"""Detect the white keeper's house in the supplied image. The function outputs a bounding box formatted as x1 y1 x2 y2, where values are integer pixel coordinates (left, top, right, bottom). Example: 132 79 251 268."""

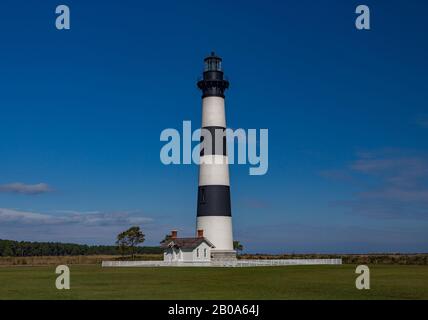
161 230 215 263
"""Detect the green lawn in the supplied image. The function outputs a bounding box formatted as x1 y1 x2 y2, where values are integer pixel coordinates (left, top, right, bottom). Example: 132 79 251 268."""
0 265 427 299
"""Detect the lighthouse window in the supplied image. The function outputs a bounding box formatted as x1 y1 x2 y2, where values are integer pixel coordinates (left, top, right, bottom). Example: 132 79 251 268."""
204 58 222 71
197 248 200 258
201 188 206 204
204 248 207 258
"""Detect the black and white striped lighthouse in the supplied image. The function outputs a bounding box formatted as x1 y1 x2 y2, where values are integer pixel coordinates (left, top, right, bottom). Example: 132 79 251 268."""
196 52 236 260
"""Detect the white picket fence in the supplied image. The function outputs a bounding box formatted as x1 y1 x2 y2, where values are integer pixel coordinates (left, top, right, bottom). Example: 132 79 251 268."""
232 259 342 267
102 259 342 268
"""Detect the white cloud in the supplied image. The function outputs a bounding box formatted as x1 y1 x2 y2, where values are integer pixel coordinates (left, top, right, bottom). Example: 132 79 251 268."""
0 183 52 195
0 208 56 224
416 115 428 128
322 150 428 220
0 208 152 226
0 208 161 245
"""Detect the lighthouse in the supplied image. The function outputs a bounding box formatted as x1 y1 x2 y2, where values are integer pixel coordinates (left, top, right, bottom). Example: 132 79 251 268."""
196 52 236 260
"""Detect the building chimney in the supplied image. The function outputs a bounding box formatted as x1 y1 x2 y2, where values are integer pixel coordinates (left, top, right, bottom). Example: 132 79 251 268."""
171 230 177 239
197 229 204 238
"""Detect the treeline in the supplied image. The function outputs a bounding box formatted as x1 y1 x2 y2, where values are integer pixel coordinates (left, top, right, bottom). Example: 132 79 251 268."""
0 239 162 257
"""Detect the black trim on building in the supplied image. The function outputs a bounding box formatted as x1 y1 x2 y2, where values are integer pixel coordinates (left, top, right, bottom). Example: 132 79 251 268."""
200 126 227 156
197 53 229 98
197 185 231 217
197 77 229 98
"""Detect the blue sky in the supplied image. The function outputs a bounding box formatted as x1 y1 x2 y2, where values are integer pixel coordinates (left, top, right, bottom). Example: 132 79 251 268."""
0 0 427 253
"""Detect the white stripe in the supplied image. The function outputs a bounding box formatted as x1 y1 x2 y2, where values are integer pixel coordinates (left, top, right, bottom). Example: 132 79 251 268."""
199 155 230 186
196 216 234 251
202 97 226 128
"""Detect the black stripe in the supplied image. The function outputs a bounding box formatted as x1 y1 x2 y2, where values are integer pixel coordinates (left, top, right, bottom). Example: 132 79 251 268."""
197 71 229 98
200 126 227 156
197 185 231 217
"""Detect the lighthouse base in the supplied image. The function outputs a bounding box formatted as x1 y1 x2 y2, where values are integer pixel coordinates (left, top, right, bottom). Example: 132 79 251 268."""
211 250 237 261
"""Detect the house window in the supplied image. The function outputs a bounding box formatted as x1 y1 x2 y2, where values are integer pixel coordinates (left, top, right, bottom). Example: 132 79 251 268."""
197 248 199 258
204 248 207 258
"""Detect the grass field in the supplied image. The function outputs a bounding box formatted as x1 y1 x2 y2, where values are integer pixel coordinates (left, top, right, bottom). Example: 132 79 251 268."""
0 264 427 300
